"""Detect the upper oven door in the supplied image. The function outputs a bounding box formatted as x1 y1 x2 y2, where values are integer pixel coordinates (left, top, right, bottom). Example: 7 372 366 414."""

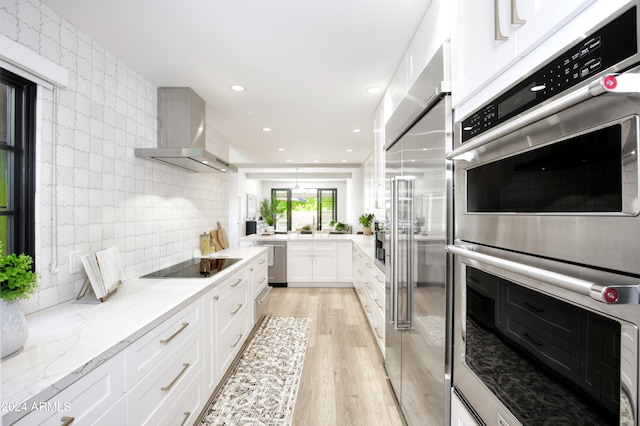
453 65 640 275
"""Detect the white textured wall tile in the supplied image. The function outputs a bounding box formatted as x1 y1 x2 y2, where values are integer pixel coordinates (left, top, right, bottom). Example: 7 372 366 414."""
4 0 230 315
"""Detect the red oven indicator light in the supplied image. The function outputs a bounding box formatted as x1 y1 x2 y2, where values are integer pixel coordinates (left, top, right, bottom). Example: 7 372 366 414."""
603 287 619 303
603 75 618 90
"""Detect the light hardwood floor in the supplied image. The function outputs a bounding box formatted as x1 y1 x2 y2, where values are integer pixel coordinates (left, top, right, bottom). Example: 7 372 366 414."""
264 287 406 426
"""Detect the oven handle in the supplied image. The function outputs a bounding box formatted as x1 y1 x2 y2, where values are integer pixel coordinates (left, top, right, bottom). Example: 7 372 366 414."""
446 245 640 304
447 72 640 160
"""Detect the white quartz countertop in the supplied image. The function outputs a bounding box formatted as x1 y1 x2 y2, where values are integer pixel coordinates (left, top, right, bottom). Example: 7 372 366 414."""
242 233 379 268
1 246 265 424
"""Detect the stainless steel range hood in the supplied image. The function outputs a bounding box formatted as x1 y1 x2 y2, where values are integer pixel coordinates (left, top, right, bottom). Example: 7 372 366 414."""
135 87 237 173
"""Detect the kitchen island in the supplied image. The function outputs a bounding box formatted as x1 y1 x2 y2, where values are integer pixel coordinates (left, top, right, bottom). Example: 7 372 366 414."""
1 246 266 425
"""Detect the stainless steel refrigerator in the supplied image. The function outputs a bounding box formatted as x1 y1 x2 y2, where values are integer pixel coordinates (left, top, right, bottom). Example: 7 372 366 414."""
384 44 453 426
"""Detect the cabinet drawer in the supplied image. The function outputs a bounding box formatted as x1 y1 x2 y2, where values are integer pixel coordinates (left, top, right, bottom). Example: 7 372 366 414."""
157 366 204 426
217 304 250 377
14 353 125 426
502 313 579 382
466 267 498 299
252 264 268 296
501 280 581 344
125 299 203 388
216 268 248 303
313 241 337 252
127 329 203 425
216 281 249 336
288 241 313 251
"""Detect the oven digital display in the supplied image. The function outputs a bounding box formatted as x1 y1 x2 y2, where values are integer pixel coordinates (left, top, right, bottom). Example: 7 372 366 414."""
498 83 537 119
460 6 637 142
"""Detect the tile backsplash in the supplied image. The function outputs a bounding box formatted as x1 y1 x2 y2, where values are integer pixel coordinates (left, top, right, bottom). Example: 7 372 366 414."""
2 0 230 314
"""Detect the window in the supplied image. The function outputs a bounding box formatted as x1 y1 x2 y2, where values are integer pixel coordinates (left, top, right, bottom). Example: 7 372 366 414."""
271 188 337 232
0 69 37 257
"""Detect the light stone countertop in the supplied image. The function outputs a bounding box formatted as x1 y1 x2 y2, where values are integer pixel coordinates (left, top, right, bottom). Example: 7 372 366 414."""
1 246 265 424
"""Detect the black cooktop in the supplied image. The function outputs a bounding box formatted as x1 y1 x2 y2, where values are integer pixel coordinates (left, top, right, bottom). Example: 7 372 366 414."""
140 257 241 279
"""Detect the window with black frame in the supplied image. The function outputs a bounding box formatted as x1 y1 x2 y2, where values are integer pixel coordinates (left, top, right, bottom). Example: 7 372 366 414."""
0 69 37 258
271 188 337 232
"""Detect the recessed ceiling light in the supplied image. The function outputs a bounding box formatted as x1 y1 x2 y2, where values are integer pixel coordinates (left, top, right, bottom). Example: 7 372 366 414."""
342 159 347 162
313 160 319 163
231 85 245 92
366 87 381 94
346 149 353 152
286 159 292 162
278 148 285 151
353 129 361 133
262 127 271 132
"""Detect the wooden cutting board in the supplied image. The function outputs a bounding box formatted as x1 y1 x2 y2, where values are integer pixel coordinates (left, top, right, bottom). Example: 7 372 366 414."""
217 221 229 249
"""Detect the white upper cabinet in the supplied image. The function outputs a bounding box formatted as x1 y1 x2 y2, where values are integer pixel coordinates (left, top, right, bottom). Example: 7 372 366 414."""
452 0 595 107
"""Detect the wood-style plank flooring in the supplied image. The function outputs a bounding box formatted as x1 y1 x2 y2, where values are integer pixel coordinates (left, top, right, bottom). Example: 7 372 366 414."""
264 287 406 426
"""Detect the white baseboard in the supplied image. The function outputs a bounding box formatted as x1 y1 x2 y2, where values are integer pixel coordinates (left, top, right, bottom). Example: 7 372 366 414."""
286 282 353 288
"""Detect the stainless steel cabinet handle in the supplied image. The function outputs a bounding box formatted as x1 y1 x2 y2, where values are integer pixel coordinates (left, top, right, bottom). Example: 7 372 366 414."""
375 275 384 283
61 417 75 426
230 278 242 288
365 304 372 313
259 277 266 284
231 333 244 348
180 412 191 426
375 298 383 309
494 0 508 41
511 0 526 24
365 281 371 289
374 327 383 339
230 304 243 315
161 363 190 391
259 259 266 264
160 322 189 344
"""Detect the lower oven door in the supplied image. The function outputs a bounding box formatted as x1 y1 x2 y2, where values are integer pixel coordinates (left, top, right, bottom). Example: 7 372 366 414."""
449 242 639 426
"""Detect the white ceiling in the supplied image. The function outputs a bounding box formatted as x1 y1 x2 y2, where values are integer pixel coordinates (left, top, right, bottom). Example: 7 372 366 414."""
41 0 431 169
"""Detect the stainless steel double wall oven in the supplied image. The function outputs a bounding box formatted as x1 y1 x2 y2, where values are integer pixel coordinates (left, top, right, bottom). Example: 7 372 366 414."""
450 3 640 425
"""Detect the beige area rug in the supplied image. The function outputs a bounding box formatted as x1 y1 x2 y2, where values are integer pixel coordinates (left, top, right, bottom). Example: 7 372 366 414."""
200 316 311 426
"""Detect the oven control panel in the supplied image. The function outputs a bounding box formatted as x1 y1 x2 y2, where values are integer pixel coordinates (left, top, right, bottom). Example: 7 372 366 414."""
460 5 638 143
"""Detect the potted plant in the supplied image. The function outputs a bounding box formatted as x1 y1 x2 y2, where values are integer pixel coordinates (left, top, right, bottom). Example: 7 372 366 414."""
259 196 279 231
0 242 39 359
359 213 374 235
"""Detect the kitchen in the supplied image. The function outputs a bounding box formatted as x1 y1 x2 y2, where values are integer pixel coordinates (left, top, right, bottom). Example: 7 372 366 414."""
2 0 640 425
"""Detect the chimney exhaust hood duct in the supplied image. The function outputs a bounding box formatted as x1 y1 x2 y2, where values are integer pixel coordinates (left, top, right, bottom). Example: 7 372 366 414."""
135 87 237 173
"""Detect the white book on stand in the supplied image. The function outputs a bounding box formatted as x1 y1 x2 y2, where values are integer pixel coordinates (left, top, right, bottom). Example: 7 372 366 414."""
79 246 123 302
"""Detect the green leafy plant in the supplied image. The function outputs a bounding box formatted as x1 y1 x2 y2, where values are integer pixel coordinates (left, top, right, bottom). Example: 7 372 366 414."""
358 213 374 228
301 224 313 231
260 196 280 226
0 243 39 301
334 222 348 232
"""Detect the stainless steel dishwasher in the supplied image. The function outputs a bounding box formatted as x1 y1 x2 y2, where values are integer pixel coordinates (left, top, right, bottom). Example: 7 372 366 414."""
256 241 287 287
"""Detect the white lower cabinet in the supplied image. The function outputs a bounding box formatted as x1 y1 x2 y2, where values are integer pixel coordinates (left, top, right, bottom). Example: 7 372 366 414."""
352 244 385 354
287 241 352 284
14 352 125 426
125 298 205 426
12 256 260 426
451 389 480 426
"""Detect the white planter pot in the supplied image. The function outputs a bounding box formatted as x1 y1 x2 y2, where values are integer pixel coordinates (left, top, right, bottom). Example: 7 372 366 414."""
1 299 28 359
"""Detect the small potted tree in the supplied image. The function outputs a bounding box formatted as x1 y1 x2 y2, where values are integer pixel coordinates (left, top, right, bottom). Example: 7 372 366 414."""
359 213 374 235
259 196 279 233
0 242 39 359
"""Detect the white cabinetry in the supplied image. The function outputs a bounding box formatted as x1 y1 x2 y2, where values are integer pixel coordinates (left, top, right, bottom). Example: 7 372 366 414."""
248 252 268 323
453 0 595 106
287 241 352 285
125 299 204 426
352 244 385 354
203 265 250 395
14 353 125 426
451 389 480 426
337 242 353 282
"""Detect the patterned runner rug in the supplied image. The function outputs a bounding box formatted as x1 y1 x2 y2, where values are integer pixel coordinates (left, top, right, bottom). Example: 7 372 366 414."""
200 316 311 425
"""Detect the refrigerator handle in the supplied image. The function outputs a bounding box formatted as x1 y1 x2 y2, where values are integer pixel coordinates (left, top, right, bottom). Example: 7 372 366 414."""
390 177 398 328
406 178 414 329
